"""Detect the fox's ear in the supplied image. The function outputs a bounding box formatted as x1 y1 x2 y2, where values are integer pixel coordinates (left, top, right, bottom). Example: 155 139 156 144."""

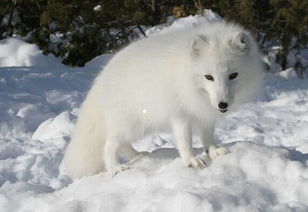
191 34 208 57
231 32 249 52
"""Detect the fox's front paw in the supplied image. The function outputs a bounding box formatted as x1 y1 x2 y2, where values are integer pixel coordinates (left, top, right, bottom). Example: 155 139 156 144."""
208 146 230 160
184 156 207 169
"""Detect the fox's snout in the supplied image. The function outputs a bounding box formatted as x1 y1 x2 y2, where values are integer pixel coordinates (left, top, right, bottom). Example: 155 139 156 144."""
218 102 228 113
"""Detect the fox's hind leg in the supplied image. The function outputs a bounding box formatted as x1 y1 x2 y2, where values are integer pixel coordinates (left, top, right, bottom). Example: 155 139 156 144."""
104 135 129 175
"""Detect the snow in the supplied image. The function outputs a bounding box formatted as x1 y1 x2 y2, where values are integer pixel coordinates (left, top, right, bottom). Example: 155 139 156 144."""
0 11 308 212
146 10 222 36
93 5 102 12
1 9 21 27
0 38 64 67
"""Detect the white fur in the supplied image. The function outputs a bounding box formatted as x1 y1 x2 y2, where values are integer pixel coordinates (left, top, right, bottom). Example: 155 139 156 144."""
61 21 264 178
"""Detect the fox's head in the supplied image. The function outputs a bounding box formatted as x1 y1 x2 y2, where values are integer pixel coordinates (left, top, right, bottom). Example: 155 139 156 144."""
190 27 262 113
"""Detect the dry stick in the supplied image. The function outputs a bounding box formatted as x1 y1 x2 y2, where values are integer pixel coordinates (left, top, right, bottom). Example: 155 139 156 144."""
136 25 146 37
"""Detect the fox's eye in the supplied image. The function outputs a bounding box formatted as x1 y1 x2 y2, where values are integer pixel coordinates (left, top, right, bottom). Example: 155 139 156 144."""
204 75 214 81
229 72 238 80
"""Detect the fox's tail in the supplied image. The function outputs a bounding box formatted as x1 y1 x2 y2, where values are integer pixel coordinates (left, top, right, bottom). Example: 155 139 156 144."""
60 85 106 179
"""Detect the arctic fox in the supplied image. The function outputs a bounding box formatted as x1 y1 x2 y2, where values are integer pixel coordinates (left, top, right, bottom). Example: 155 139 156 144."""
61 21 263 178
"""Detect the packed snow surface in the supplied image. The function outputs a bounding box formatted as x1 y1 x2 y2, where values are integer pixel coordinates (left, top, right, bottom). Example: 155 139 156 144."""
0 12 308 212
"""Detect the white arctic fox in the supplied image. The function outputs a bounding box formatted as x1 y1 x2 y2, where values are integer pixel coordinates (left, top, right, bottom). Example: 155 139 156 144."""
61 21 263 178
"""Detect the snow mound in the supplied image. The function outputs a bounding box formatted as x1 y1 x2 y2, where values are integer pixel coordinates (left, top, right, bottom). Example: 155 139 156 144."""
0 38 63 67
4 142 308 212
31 111 75 142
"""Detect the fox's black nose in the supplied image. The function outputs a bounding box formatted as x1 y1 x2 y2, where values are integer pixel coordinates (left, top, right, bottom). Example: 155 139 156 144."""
218 102 228 109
